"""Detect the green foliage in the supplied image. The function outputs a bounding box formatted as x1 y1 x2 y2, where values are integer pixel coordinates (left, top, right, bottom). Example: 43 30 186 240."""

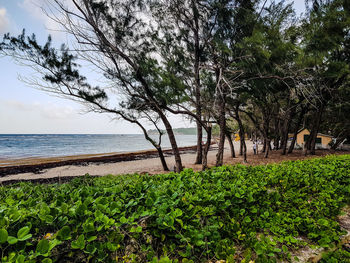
147 127 199 136
0 155 349 262
319 247 350 262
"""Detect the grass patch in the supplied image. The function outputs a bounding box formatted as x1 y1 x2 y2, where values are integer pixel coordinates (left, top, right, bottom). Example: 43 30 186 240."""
0 155 349 262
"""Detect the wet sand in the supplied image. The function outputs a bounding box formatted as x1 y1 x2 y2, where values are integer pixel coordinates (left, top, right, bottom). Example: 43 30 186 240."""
0 141 347 184
0 145 199 176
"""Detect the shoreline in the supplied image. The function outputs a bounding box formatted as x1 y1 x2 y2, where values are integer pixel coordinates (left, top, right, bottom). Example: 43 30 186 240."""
0 144 204 176
0 140 347 185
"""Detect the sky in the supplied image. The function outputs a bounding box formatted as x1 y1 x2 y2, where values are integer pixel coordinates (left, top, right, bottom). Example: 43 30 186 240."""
0 0 306 134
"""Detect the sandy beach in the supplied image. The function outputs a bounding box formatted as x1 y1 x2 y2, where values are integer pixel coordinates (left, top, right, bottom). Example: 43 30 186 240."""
0 140 346 184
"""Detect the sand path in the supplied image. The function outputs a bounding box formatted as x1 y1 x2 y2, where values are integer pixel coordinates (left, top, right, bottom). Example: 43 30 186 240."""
0 141 343 183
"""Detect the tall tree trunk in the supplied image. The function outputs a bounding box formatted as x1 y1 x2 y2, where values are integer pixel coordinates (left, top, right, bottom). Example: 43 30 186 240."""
263 116 270 158
195 121 203 164
264 138 271 158
239 138 243 155
156 146 169 171
133 120 169 171
216 100 226 166
235 106 247 163
242 138 247 163
226 131 235 158
273 136 280 150
215 64 225 167
304 105 323 156
273 118 280 150
159 112 183 172
262 138 266 153
288 106 307 154
305 114 319 154
281 107 295 155
202 126 212 170
310 104 325 155
288 132 298 154
192 2 202 165
306 129 316 155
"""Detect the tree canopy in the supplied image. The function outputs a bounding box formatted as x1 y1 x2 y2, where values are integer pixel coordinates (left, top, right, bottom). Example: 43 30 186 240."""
1 0 349 170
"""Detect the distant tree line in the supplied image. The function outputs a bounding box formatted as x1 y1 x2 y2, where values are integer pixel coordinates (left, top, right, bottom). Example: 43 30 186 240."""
148 128 199 135
1 0 349 172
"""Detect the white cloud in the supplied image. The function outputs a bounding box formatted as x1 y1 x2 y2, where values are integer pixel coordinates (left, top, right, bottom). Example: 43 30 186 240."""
18 0 67 40
0 7 10 34
5 99 76 120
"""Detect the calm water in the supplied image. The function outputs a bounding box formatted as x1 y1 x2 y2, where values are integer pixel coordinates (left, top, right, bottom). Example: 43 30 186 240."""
0 134 198 159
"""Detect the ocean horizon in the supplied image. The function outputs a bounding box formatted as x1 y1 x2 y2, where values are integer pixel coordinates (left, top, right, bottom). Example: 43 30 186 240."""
0 134 198 159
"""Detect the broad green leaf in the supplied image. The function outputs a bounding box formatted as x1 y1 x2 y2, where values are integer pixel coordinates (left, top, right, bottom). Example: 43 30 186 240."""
244 216 252 223
7 236 18 245
174 208 183 217
83 221 94 233
0 229 8 244
49 239 62 251
36 239 50 255
71 234 85 250
76 204 87 215
57 226 71 241
87 235 97 242
85 243 97 254
130 226 142 233
17 226 32 241
15 255 25 263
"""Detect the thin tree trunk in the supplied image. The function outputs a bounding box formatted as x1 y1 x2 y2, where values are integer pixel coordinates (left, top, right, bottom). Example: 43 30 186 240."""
281 107 295 155
288 132 298 154
273 137 279 150
262 138 266 153
304 125 316 155
242 138 247 163
273 118 280 150
238 129 247 162
202 126 212 170
132 119 169 172
304 106 323 156
226 132 235 158
305 117 318 154
280 120 287 153
195 121 203 164
216 102 226 166
288 106 307 154
192 0 202 165
159 112 183 172
265 138 271 158
215 65 225 167
239 139 243 155
156 146 169 171
310 104 325 155
235 106 247 163
263 116 270 158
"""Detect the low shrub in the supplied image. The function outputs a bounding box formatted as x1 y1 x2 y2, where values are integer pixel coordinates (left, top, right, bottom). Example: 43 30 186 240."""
0 155 349 262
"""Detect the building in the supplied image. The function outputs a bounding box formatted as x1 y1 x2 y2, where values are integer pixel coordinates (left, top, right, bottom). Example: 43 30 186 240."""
288 128 333 149
234 133 249 141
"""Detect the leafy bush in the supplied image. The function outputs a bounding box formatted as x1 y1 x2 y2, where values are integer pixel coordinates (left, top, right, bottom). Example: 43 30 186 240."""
319 247 350 262
0 155 349 262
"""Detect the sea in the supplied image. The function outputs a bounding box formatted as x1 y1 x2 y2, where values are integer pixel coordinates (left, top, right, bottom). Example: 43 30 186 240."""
0 134 198 159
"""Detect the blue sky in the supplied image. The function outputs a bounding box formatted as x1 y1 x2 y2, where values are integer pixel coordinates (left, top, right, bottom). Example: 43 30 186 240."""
0 0 306 134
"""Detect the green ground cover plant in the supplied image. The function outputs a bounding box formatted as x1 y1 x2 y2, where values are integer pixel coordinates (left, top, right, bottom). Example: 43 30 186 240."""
0 155 349 262
319 247 350 262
